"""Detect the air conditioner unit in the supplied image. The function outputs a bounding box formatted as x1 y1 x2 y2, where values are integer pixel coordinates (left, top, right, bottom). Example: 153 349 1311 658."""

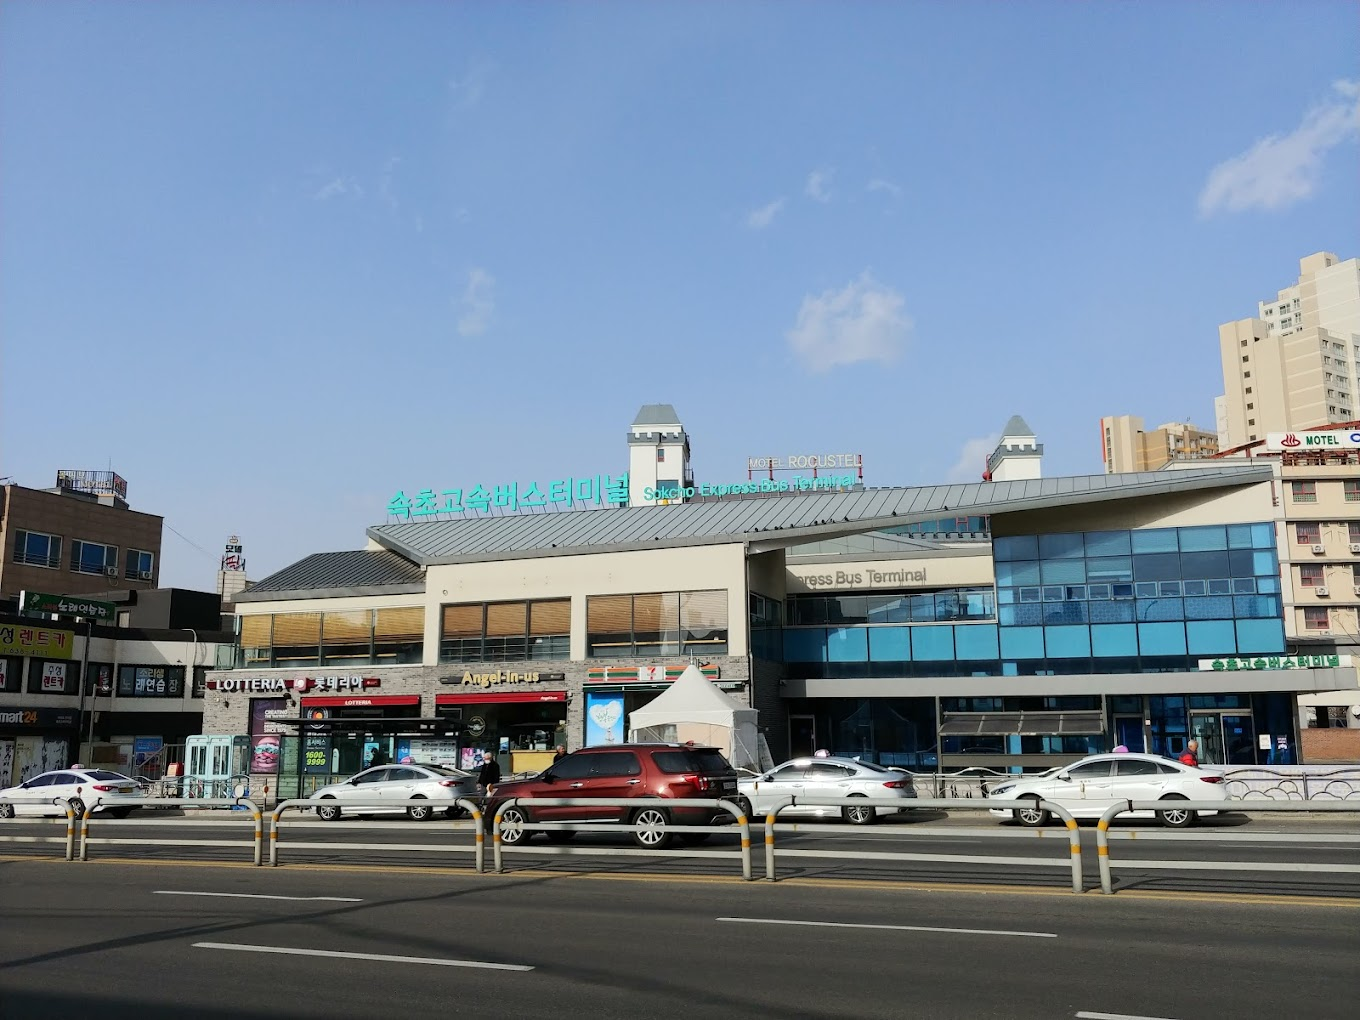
1353 585 1360 596
1312 544 1327 554
104 566 119 577
138 570 153 581
1316 587 1330 597
1349 544 1360 554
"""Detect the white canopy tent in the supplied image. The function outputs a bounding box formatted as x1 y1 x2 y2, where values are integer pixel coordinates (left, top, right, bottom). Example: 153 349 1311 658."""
627 665 773 771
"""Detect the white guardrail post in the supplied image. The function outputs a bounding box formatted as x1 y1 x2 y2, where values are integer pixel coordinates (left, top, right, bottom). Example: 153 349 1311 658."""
0 799 78 861
82 798 261 863
491 797 753 879
764 797 1084 892
269 797 484 869
1096 798 1360 895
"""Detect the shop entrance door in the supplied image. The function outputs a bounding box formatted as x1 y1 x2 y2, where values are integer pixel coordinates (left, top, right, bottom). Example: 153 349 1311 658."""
789 715 816 759
1113 715 1145 753
1222 714 1256 765
1189 713 1226 765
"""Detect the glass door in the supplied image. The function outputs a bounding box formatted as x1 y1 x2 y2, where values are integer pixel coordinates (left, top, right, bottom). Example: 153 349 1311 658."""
789 715 816 759
1189 713 1225 765
1222 714 1257 765
1113 715 1145 753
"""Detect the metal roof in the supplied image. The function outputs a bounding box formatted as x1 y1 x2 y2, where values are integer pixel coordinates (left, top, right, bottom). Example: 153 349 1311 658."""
236 550 425 602
1001 415 1035 438
366 465 1273 566
631 403 682 426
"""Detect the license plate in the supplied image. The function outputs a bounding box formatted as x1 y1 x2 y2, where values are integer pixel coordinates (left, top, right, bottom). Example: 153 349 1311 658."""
117 788 134 794
721 782 736 794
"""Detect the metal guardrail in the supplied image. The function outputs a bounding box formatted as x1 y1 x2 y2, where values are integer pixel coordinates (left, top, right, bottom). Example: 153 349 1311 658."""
491 797 753 880
270 798 485 871
0 799 77 861
1216 766 1360 802
1095 799 1360 894
761 797 1084 892
82 798 263 866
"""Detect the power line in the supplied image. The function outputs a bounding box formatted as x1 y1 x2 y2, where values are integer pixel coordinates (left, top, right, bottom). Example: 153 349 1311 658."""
165 524 214 560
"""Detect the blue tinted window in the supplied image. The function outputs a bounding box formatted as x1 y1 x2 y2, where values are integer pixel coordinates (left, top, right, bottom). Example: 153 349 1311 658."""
1087 584 1111 600
1182 580 1207 596
911 626 954 661
827 627 868 662
784 630 827 662
867 627 910 662
1232 578 1256 594
1257 575 1281 594
1084 531 1131 557
995 561 1040 586
1039 533 1085 559
1040 559 1085 584
996 588 1015 605
1131 529 1178 553
1251 551 1277 576
1133 553 1182 581
1181 551 1230 578
1158 582 1182 597
994 536 1038 561
1178 526 1228 552
1088 600 1135 623
1018 587 1041 603
1227 524 1254 549
1233 595 1280 619
1184 596 1235 620
954 624 999 660
1236 619 1285 654
1186 620 1237 656
1207 579 1232 595
1045 626 1091 658
867 597 909 624
1250 523 1275 549
1091 623 1138 657
1138 622 1186 656
909 594 936 622
1042 602 1088 625
999 626 1044 659
1087 557 1133 583
1138 597 1184 621
1042 586 1065 602
999 604 1043 626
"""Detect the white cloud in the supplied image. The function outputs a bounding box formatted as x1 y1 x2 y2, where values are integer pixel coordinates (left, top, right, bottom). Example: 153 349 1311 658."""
1198 79 1360 216
785 272 911 373
449 58 494 110
867 178 903 200
312 176 363 201
945 434 999 484
456 268 495 337
746 197 786 229
805 168 834 203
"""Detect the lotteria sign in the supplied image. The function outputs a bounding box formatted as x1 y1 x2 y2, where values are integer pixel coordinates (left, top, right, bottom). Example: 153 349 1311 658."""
1266 431 1360 452
207 676 380 694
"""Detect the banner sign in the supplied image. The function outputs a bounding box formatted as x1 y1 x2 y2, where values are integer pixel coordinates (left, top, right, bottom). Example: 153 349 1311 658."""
1266 431 1360 452
388 473 630 519
1199 655 1350 671
445 669 567 689
586 664 721 683
206 675 380 694
0 625 74 660
20 590 116 622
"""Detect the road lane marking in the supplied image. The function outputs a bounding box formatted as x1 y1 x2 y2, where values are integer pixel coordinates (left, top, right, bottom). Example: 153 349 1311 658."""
156 890 363 903
1076 1012 1182 1020
716 917 1056 938
192 943 533 970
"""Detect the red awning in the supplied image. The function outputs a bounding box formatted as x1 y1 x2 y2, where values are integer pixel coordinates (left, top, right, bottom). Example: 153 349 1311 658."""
301 694 421 708
436 691 567 705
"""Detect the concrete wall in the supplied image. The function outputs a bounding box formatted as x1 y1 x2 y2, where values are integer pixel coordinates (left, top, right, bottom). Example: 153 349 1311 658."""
990 481 1277 537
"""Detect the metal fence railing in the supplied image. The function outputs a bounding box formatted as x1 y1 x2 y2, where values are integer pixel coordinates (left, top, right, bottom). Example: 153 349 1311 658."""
0 800 77 860
268 798 485 869
80 798 262 865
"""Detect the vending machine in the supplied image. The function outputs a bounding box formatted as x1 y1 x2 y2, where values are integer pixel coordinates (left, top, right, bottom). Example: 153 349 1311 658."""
184 734 250 799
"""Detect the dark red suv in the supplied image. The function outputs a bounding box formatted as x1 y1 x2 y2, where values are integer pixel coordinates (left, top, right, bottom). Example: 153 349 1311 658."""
486 743 740 849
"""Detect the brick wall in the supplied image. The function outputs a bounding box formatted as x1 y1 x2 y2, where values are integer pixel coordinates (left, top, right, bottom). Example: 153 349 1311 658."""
1300 726 1360 763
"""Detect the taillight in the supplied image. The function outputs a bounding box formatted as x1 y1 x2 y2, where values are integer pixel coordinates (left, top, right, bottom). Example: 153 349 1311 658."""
92 784 117 792
1199 775 1223 784
438 780 461 787
679 773 711 792
882 780 908 789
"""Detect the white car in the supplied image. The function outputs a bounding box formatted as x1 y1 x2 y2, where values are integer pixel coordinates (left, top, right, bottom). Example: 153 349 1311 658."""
0 768 146 819
308 763 477 821
986 752 1228 828
738 756 918 825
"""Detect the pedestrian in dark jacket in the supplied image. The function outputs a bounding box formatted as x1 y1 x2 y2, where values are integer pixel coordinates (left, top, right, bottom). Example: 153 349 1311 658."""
477 752 501 793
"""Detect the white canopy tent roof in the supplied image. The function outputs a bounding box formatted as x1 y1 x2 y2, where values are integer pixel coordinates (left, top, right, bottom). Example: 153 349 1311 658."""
628 664 772 771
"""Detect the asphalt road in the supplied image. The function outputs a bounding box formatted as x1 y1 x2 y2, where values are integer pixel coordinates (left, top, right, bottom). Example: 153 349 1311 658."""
2 808 1358 898
0 860 1357 1019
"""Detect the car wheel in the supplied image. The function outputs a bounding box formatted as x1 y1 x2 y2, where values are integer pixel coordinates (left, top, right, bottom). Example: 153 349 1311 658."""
733 796 754 820
842 794 876 826
1157 795 1196 829
1014 797 1050 827
67 798 86 819
498 806 530 846
316 798 342 822
406 797 434 822
631 805 673 849
0 803 14 820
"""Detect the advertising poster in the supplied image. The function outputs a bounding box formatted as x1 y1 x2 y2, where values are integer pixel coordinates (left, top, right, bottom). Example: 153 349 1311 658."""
132 737 163 772
40 662 67 693
249 698 290 775
585 692 625 746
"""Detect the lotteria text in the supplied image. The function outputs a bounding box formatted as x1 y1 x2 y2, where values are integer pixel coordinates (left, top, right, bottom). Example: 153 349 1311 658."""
207 676 380 694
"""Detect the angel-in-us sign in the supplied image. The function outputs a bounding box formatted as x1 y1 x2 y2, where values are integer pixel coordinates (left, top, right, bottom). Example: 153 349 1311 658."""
585 692 624 746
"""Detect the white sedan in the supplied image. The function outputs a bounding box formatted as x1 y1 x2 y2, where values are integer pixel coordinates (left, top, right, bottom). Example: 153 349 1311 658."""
308 763 477 821
986 752 1228 828
737 756 918 825
0 768 146 818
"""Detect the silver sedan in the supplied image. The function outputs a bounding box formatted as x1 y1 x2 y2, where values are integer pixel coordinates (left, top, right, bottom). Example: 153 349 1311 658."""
308 764 477 821
738 757 918 825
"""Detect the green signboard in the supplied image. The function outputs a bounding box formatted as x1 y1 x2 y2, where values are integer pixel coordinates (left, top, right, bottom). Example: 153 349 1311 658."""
20 590 117 623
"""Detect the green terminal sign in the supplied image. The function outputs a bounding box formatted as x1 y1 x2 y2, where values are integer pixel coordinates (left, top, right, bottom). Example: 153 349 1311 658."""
20 590 117 623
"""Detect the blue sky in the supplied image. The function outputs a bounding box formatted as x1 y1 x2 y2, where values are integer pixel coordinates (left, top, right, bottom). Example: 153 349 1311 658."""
2 2 1357 589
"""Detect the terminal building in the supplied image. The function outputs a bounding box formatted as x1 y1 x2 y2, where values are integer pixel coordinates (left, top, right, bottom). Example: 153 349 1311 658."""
202 408 1360 798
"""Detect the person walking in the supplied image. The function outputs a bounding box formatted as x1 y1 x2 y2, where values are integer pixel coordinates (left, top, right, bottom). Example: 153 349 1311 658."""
553 745 567 764
477 751 502 795
1179 739 1200 767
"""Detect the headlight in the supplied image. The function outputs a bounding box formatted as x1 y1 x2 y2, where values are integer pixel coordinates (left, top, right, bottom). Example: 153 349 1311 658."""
991 785 1016 797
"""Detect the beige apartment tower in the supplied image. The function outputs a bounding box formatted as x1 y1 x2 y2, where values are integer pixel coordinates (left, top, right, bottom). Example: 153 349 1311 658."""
1218 252 1360 450
1100 415 1218 473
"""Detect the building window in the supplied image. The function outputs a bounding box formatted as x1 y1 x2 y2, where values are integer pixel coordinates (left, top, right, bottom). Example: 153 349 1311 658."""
70 540 118 576
1245 387 1252 394
1298 564 1324 587
1294 522 1320 544
1246 403 1253 410
12 529 62 569
1248 419 1255 426
586 591 728 657
1303 607 1331 631
1244 371 1251 379
1240 339 1248 347
373 607 424 664
125 549 155 580
1350 522 1360 544
656 448 665 462
1241 356 1249 363
440 600 571 663
237 608 424 668
1291 482 1317 504
26 658 80 695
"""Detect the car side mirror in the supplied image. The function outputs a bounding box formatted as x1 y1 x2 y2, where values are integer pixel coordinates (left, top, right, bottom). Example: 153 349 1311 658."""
1057 773 1073 782
541 771 555 783
349 777 361 785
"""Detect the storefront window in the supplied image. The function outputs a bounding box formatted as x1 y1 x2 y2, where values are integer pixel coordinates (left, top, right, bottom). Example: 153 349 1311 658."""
586 591 728 657
273 613 321 667
374 607 423 664
240 615 271 668
440 599 571 662
321 610 373 665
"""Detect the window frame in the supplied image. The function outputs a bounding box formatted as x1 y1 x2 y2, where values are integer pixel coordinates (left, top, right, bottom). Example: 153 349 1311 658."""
1290 481 1317 503
12 529 63 569
125 548 155 579
1303 607 1331 631
70 539 119 576
440 599 571 663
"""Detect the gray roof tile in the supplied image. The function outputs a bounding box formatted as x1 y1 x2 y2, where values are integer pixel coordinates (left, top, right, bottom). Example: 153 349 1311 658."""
240 551 425 600
631 403 682 426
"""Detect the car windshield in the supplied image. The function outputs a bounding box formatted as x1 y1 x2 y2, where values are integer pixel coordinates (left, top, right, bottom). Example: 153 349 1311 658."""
652 749 732 774
418 765 468 778
87 770 131 782
850 760 894 774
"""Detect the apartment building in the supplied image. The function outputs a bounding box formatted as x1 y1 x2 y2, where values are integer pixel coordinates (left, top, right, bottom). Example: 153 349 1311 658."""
1218 252 1360 450
1101 415 1219 473
0 472 162 607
